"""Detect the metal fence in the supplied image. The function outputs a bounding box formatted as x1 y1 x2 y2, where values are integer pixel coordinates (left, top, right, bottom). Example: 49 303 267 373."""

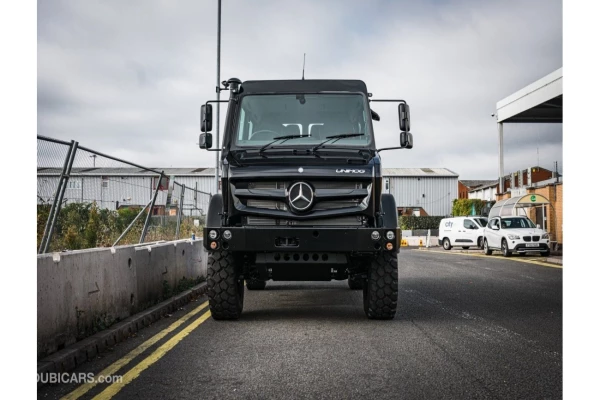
37 136 212 253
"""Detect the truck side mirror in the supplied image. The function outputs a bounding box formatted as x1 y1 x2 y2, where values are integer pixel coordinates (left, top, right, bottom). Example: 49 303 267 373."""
398 103 410 132
201 104 213 132
400 131 413 149
199 133 213 149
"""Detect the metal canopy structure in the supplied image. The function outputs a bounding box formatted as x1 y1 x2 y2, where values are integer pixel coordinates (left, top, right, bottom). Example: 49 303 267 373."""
495 68 563 192
488 193 551 218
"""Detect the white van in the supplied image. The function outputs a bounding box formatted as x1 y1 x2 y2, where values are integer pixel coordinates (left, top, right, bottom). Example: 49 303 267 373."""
438 216 488 250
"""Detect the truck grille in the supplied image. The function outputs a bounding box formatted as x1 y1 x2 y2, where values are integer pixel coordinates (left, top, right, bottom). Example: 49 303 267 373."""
232 180 371 226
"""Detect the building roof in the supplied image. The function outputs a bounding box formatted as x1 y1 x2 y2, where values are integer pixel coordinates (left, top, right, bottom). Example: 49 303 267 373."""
496 68 562 123
460 180 498 189
468 181 499 192
37 167 217 176
383 168 458 177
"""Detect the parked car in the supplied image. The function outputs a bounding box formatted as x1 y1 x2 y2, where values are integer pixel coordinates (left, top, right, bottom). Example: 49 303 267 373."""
438 216 486 250
482 216 550 257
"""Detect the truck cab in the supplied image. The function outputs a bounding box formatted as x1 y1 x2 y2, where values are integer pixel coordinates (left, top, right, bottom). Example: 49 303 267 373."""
199 78 413 320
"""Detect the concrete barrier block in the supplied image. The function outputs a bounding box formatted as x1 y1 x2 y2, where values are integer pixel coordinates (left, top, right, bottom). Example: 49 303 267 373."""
38 240 207 360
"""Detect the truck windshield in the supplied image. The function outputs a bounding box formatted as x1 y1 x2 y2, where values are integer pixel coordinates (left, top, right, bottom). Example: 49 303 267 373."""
234 94 372 148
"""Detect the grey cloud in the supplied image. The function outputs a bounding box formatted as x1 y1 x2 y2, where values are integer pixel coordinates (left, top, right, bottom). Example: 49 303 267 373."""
37 0 562 179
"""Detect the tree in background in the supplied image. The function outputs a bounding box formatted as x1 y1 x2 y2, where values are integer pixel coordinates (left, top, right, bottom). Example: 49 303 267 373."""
452 199 488 216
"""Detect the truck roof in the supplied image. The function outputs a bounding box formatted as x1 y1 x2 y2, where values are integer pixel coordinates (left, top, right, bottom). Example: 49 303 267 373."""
240 79 369 95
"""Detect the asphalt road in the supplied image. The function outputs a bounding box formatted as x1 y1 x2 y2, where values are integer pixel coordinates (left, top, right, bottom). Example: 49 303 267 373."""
39 249 562 400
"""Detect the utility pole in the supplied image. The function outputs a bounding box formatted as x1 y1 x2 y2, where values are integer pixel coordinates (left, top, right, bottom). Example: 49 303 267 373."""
215 0 222 194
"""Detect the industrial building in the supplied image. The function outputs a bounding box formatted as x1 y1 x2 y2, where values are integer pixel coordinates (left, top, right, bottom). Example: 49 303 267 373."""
37 167 459 217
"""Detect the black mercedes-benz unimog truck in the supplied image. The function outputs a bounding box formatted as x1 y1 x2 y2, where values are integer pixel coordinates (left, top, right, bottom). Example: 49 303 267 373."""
199 78 413 320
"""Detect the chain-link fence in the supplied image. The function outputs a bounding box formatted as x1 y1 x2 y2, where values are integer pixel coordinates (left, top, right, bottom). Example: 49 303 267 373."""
37 136 212 253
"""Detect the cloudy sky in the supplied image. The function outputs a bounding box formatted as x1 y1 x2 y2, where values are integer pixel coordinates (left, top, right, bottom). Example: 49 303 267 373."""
37 0 562 179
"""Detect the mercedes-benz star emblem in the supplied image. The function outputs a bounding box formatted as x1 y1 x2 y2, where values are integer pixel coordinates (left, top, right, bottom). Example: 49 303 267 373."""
288 182 314 212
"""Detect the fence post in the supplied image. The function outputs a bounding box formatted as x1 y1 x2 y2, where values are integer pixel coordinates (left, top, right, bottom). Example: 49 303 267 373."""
39 141 78 254
112 198 153 247
140 171 164 244
176 185 186 239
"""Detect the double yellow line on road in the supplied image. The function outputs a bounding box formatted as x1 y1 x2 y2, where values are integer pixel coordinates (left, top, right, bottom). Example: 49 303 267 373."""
62 301 212 400
415 249 562 269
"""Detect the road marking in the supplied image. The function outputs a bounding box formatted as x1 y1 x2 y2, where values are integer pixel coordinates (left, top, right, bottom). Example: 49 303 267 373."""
92 309 212 399
61 301 209 400
415 249 562 269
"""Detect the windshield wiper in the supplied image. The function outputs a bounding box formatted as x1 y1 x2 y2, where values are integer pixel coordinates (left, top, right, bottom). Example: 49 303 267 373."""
311 133 365 152
258 135 308 156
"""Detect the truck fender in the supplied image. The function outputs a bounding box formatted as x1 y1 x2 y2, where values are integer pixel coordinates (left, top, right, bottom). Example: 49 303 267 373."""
380 193 398 228
206 194 224 227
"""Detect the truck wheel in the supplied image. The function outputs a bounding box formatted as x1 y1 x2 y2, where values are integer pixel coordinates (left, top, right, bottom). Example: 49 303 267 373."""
348 275 364 290
483 239 492 255
363 253 398 320
246 278 267 290
501 239 512 258
443 238 452 250
207 251 244 320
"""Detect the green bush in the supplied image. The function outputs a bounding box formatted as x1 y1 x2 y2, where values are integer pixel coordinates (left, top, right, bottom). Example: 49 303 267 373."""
399 216 444 230
452 199 487 217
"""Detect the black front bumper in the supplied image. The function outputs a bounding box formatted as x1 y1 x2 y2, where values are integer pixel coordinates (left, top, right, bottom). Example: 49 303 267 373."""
203 226 400 253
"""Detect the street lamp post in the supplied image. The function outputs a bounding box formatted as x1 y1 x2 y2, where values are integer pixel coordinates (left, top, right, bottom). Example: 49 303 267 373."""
214 0 222 194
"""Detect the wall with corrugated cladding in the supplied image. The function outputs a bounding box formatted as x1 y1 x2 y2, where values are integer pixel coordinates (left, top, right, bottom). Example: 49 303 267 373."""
386 176 458 216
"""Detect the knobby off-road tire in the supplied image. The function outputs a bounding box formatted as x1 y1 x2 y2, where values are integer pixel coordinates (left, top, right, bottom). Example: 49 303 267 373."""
246 278 267 290
363 253 398 320
348 275 364 290
207 251 244 320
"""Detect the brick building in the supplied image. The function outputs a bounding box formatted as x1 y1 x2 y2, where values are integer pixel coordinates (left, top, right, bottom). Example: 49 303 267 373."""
459 180 498 199
496 175 563 245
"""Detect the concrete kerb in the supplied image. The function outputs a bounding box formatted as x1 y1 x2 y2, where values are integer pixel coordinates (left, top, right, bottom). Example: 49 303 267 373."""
37 281 208 380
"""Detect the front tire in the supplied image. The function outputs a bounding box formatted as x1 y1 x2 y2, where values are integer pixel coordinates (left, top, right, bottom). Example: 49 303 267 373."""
483 239 492 255
501 239 512 257
443 238 452 251
363 253 398 320
207 251 244 320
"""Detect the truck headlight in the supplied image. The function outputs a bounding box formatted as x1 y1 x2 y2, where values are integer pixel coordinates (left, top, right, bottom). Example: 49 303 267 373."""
542 233 549 239
209 230 218 240
371 231 380 241
507 234 520 240
386 231 395 240
223 230 232 240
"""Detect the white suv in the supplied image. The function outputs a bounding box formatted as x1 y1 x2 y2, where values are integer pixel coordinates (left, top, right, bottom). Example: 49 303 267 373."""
482 216 550 257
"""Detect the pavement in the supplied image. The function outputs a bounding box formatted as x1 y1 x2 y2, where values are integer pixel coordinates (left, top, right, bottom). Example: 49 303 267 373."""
38 250 562 400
